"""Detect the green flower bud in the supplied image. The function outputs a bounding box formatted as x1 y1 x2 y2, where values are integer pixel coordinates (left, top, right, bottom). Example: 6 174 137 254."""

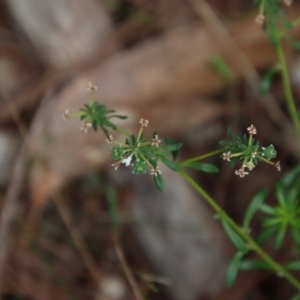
132 160 147 174
246 161 255 170
111 146 124 160
262 145 277 160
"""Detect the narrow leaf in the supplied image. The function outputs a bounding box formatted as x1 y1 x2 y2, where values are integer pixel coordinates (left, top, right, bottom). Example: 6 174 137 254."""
262 217 281 227
290 294 300 300
286 261 300 271
275 182 287 208
182 162 219 173
154 173 164 192
159 156 180 172
222 220 248 253
280 165 300 187
259 64 280 96
106 185 121 236
256 227 277 244
239 259 272 270
210 55 236 84
227 126 233 140
285 36 300 51
259 204 276 215
162 143 183 152
110 115 128 120
275 226 287 249
243 189 268 230
291 228 300 253
225 252 244 287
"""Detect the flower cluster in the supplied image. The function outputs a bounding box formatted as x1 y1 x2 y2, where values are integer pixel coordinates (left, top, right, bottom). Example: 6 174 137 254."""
106 118 181 191
220 125 280 178
62 82 127 136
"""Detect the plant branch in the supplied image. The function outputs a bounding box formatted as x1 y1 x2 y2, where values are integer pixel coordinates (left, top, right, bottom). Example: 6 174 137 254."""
179 149 223 166
276 40 300 138
114 237 145 300
179 169 300 292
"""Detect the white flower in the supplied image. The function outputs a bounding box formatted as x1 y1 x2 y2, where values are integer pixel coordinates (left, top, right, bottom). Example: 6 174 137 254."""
235 168 249 178
150 167 161 176
87 82 98 93
80 121 92 133
275 161 281 171
106 135 113 144
62 109 70 121
111 161 121 171
122 154 133 167
151 135 161 147
139 118 149 127
246 161 255 170
255 14 265 25
247 125 257 135
222 152 231 161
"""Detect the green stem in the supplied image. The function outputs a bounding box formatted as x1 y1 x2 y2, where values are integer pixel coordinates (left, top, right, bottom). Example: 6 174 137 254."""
115 126 131 137
292 16 300 28
179 170 300 292
179 149 224 166
276 40 300 138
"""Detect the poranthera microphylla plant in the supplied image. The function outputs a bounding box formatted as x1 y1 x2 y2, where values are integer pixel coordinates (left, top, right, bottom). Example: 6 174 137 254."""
63 0 300 296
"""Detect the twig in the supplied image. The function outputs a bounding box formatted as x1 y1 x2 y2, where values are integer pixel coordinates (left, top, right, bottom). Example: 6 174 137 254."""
114 237 145 300
51 192 100 285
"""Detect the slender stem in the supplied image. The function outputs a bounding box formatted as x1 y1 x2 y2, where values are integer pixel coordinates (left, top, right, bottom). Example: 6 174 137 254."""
115 125 131 137
179 170 300 292
292 16 300 28
276 40 300 138
179 149 224 166
114 237 145 300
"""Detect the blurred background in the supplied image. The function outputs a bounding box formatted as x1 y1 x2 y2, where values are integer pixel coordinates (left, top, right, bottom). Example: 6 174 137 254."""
0 0 300 299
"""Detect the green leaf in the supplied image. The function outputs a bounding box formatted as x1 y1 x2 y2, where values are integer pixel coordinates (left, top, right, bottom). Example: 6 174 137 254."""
287 179 299 204
285 261 300 271
275 182 287 208
280 165 300 187
210 55 236 84
225 252 244 287
290 294 300 300
106 185 121 236
243 189 268 230
256 227 277 244
164 138 182 160
262 217 281 227
222 220 248 253
267 23 280 48
154 173 164 192
109 115 128 120
275 225 287 249
259 204 276 215
159 156 180 172
259 64 280 96
227 126 233 140
239 259 272 271
285 36 300 51
162 143 183 152
291 228 300 252
182 162 219 173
